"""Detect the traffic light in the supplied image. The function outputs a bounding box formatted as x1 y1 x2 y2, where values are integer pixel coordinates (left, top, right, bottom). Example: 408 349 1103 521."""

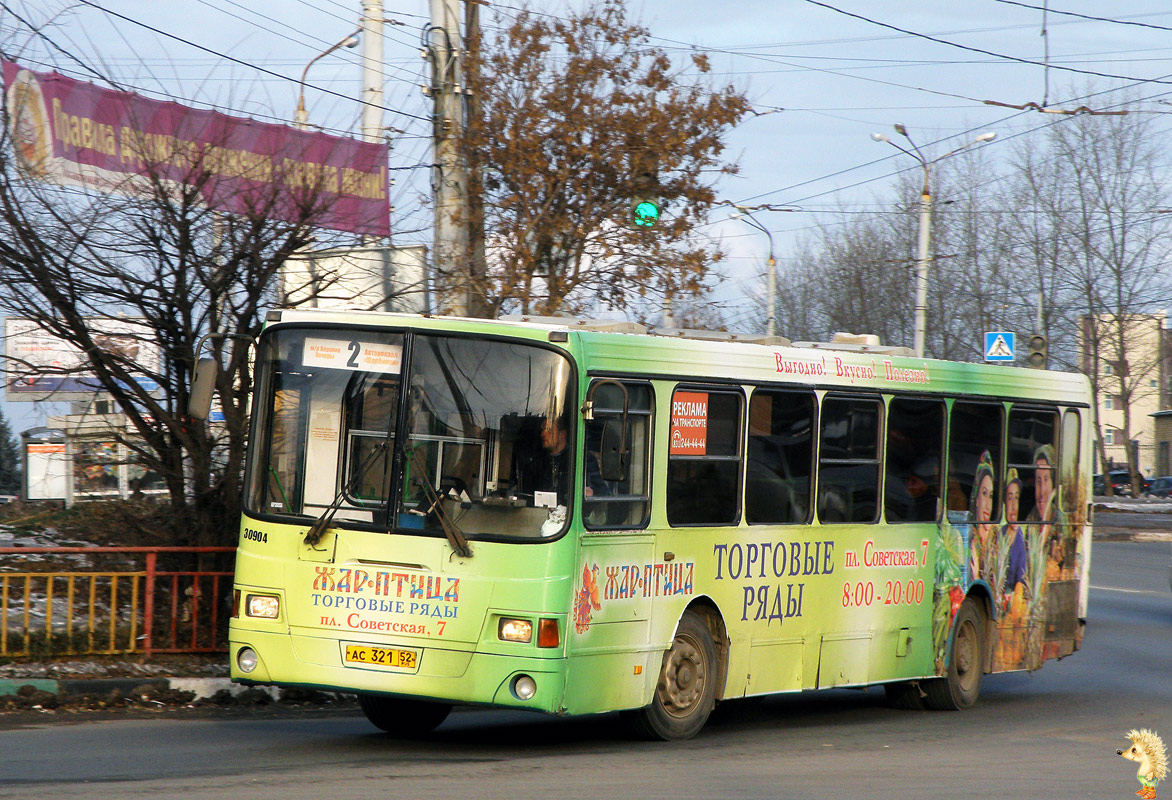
630 171 660 229
1026 333 1048 369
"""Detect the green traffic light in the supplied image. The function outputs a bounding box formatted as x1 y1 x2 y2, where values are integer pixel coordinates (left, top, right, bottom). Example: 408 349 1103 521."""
633 200 660 228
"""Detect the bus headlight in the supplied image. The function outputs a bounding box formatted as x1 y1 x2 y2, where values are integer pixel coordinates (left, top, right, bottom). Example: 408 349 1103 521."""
237 647 259 673
246 594 280 619
498 617 533 643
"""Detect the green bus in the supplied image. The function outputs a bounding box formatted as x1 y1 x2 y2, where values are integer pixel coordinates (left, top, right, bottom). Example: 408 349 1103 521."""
224 310 1092 739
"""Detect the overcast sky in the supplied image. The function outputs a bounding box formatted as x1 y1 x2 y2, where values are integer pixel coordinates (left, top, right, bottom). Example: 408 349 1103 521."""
5 0 1172 431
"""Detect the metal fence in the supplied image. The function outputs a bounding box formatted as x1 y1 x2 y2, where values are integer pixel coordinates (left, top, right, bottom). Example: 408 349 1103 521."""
0 546 236 658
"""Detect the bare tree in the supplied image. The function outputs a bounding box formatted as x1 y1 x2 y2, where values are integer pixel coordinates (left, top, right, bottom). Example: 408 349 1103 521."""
926 151 1024 361
459 0 751 318
1015 109 1171 492
0 103 356 545
784 209 914 347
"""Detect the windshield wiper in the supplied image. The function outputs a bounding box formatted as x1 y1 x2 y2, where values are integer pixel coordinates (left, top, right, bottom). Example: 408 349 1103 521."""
303 440 388 547
409 446 472 558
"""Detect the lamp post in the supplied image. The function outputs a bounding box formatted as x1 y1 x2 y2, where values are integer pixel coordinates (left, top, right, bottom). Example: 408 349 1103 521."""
730 206 777 338
295 29 362 129
871 125 996 358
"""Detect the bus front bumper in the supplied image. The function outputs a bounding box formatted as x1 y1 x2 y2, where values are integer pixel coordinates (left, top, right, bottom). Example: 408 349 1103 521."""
229 629 566 715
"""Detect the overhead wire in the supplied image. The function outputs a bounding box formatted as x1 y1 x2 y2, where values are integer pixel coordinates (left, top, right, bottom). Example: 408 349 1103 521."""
802 0 1172 89
992 1 1172 33
72 0 431 123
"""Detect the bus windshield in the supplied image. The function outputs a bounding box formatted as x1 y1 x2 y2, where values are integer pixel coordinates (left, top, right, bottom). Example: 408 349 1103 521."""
244 327 575 539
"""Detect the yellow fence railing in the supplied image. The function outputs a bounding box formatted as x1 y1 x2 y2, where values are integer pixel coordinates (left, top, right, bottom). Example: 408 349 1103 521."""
0 547 235 658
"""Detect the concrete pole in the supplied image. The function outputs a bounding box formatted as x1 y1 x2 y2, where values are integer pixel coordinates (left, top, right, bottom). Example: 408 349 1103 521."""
914 179 932 359
766 254 777 338
430 0 470 316
731 207 776 338
873 128 994 359
360 0 384 145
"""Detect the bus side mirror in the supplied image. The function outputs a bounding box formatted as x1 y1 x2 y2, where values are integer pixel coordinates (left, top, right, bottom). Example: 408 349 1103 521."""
188 357 217 420
599 418 629 483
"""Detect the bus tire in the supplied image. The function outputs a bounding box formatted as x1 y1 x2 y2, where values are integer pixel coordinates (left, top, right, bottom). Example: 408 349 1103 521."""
923 597 984 710
625 610 717 740
357 694 452 734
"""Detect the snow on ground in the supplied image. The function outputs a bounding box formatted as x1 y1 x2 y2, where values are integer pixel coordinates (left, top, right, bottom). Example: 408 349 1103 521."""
1092 497 1172 512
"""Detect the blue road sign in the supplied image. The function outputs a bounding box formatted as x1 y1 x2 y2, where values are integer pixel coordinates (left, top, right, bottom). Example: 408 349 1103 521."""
984 331 1016 362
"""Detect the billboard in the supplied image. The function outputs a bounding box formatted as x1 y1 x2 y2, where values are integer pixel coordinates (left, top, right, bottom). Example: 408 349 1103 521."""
280 245 428 313
4 60 389 237
4 317 162 400
25 440 67 501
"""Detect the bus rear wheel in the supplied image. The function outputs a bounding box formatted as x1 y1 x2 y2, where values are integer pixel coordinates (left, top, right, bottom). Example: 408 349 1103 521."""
924 597 984 710
625 610 718 740
357 694 452 734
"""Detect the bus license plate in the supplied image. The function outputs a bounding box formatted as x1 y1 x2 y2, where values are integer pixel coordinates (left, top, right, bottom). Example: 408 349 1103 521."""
344 644 418 670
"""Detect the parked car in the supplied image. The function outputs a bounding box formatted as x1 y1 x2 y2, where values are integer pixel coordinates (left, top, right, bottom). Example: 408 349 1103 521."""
1095 470 1151 496
1148 476 1172 499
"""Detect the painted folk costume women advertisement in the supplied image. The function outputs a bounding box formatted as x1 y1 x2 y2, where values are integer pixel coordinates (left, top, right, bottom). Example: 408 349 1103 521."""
934 445 1086 675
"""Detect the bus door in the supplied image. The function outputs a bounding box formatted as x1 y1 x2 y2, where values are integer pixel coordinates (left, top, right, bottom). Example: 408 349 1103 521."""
565 380 655 713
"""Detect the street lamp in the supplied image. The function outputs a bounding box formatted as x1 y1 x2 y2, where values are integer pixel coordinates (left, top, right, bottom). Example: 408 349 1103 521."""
730 206 777 338
871 126 996 358
295 29 362 129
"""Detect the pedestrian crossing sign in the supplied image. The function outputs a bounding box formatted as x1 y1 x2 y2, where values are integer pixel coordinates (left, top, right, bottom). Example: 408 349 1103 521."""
984 331 1015 362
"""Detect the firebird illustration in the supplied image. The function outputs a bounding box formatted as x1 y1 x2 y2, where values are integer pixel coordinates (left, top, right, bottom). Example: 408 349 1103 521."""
572 563 601 634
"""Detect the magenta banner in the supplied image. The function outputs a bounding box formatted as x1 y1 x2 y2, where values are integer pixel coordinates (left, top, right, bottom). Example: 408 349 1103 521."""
3 60 390 237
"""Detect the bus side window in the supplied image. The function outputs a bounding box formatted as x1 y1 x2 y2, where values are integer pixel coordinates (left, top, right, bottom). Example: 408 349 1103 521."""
817 396 882 524
583 382 653 530
1059 409 1081 515
1007 406 1059 522
947 402 1004 520
666 388 743 527
746 389 814 524
884 398 945 523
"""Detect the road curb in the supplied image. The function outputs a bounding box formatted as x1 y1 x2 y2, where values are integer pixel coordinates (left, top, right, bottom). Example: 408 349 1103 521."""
0 676 238 701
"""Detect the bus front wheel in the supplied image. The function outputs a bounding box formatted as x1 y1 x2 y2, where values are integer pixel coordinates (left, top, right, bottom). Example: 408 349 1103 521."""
357 694 452 734
924 597 984 710
625 610 718 740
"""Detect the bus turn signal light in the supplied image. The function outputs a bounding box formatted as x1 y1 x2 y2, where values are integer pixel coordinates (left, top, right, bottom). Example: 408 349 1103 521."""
537 618 559 648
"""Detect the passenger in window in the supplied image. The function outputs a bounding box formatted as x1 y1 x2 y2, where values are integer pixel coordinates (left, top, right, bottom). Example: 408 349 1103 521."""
583 425 613 498
542 415 572 500
515 414 571 507
1001 469 1028 612
905 457 940 520
968 452 997 585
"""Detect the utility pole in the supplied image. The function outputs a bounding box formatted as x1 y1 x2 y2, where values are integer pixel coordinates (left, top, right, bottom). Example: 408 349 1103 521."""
360 0 384 146
428 0 471 316
871 125 996 359
464 0 487 316
730 206 777 338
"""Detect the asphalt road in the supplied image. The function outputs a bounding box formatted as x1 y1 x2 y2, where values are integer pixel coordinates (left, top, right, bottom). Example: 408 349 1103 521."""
1 539 1169 800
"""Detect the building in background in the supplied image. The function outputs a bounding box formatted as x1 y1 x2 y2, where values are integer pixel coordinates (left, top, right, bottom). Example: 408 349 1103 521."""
18 397 167 504
1078 312 1171 477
